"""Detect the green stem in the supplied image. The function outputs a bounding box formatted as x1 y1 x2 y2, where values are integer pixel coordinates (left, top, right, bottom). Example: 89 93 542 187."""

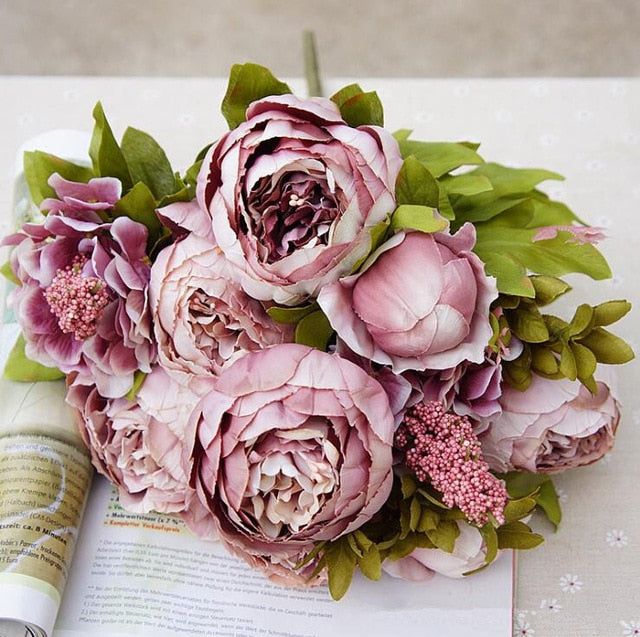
303 30 323 97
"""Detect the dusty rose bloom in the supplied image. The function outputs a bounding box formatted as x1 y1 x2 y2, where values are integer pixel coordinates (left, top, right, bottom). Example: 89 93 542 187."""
478 373 621 473
150 231 294 380
188 344 395 579
67 366 201 514
318 225 498 373
196 94 402 304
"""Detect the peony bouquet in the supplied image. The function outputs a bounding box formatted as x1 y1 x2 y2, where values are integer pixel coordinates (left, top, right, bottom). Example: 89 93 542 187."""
2 61 633 600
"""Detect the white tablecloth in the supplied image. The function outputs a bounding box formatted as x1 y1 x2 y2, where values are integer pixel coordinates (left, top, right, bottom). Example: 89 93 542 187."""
1 76 638 637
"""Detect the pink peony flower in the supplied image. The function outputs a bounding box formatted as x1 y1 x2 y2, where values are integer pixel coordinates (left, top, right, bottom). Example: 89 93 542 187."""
383 522 491 581
67 366 202 514
149 229 294 380
478 374 621 473
196 94 403 305
188 344 395 580
318 225 498 373
3 175 155 397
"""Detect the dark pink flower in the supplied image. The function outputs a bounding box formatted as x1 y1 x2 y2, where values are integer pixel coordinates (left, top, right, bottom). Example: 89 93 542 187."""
67 366 202 514
188 344 395 578
318 225 498 373
4 176 155 397
196 94 402 304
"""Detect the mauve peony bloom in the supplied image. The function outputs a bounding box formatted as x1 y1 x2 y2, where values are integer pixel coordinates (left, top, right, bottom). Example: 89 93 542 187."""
150 229 294 380
3 174 155 397
188 344 395 580
67 366 201 514
478 373 621 473
196 94 403 305
383 522 491 581
318 225 498 373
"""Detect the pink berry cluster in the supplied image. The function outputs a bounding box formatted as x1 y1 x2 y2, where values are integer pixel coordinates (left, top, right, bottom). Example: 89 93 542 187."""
395 401 507 526
45 255 111 340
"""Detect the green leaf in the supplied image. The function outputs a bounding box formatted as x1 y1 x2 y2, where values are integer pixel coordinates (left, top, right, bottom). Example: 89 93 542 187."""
89 102 132 189
390 205 448 234
267 303 317 324
392 129 412 141
23 151 94 207
530 275 572 306
331 83 384 127
358 545 382 581
503 496 537 524
121 127 177 200
324 541 358 600
221 63 291 129
568 304 595 338
480 251 535 297
417 508 440 533
439 173 494 197
510 303 549 343
559 344 577 380
479 523 499 564
294 310 334 351
500 471 548 498
396 140 484 177
426 519 459 553
579 327 635 364
409 497 422 531
497 521 545 550
474 226 612 284
593 300 632 327
113 181 162 245
570 341 598 382
468 163 563 198
401 473 418 499
395 155 439 207
531 347 560 376
3 334 65 382
536 479 562 529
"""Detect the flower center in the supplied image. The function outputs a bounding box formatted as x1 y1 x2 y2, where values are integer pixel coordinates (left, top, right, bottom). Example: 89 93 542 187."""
242 423 339 538
248 170 340 263
45 255 111 340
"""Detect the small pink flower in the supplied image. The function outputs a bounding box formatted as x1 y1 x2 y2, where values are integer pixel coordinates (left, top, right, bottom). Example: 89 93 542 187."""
318 225 498 373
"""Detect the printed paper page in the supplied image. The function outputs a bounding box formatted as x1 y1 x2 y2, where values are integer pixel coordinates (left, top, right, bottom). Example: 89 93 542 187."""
53 477 513 637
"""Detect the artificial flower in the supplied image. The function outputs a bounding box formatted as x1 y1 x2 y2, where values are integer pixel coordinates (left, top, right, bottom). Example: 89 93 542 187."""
196 94 403 305
189 343 395 574
318 224 498 373
478 373 620 473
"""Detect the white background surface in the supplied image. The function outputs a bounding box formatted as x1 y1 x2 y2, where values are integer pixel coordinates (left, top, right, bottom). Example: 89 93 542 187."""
1 77 638 636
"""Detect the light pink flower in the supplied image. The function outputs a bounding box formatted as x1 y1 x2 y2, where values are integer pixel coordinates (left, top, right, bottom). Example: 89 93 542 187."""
188 344 395 579
150 229 294 380
383 522 491 581
4 177 155 397
196 94 402 304
318 225 498 373
478 374 620 473
67 366 202 514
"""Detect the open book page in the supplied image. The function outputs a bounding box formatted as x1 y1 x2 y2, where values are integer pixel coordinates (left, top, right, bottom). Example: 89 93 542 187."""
54 476 513 637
